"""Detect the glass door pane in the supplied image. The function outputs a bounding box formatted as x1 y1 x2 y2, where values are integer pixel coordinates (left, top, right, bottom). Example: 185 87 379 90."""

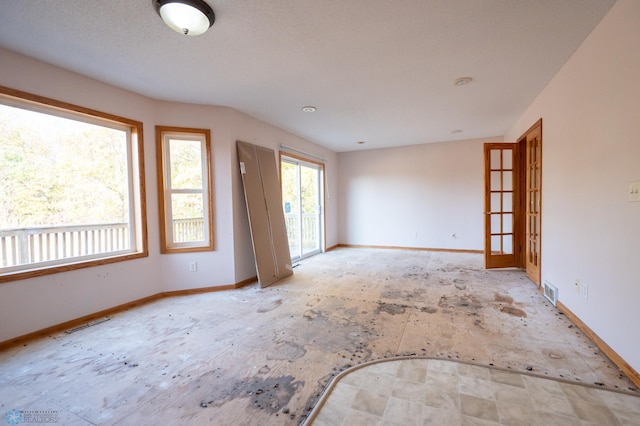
300 164 320 256
281 156 323 260
281 160 300 259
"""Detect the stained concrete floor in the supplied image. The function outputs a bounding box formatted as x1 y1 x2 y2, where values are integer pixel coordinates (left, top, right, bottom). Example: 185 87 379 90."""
0 248 637 425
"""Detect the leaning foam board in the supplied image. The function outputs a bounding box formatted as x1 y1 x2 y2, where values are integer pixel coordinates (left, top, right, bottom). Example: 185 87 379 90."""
237 140 293 287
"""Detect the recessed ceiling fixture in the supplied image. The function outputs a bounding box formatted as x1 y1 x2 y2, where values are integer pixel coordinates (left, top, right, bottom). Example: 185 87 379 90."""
454 77 473 86
301 106 317 112
451 129 463 134
357 141 366 145
154 0 215 36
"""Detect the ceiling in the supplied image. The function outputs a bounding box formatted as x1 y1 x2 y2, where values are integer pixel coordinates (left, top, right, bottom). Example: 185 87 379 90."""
0 0 616 152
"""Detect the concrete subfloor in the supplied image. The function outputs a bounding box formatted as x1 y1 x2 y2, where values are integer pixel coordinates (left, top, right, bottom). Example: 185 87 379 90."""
0 248 637 425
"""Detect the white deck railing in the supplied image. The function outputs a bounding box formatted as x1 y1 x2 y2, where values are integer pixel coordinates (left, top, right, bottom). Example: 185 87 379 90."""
0 223 130 268
1 219 207 269
285 213 319 248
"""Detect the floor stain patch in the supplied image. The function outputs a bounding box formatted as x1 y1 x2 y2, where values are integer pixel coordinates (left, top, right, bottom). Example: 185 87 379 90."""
205 375 304 415
257 298 283 313
500 306 527 318
267 342 307 360
376 302 407 315
495 293 514 304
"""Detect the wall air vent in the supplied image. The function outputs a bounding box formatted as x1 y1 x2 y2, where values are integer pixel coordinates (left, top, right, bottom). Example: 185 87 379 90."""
543 281 558 306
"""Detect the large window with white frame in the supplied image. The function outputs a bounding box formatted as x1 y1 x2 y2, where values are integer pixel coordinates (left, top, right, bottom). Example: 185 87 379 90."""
0 86 148 283
156 126 213 253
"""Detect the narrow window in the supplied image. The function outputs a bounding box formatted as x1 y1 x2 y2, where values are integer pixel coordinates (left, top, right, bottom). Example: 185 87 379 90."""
0 86 147 282
156 126 213 253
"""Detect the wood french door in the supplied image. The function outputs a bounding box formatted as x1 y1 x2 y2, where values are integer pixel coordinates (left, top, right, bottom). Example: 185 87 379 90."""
522 120 542 285
484 119 542 286
484 143 517 268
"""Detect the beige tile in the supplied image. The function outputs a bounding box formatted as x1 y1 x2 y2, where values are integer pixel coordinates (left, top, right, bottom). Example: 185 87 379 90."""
560 382 605 404
531 393 576 418
536 411 582 426
327 382 359 408
459 376 495 400
496 401 539 426
382 396 424 426
460 415 501 426
367 361 401 378
493 382 531 407
598 391 640 414
358 372 396 397
569 399 620 426
460 394 499 423
423 388 459 410
490 369 525 388
459 363 492 380
340 368 370 387
391 378 428 401
427 359 458 375
397 362 427 384
426 370 459 392
352 389 388 417
523 375 566 397
422 405 462 426
341 409 383 426
612 409 640 426
312 402 351 426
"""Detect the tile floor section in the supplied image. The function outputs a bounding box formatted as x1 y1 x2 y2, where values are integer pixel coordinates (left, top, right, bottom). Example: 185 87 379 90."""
307 358 640 426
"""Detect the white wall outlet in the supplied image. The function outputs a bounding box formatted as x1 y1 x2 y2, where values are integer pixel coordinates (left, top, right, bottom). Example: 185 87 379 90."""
574 279 580 294
581 282 588 300
189 261 198 272
629 181 640 202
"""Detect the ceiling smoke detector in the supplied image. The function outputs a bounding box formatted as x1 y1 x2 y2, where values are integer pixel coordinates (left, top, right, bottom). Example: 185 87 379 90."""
454 77 473 86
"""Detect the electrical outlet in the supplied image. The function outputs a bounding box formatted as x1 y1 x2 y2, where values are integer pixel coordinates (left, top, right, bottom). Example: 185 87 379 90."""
189 261 197 272
574 279 580 294
581 282 588 300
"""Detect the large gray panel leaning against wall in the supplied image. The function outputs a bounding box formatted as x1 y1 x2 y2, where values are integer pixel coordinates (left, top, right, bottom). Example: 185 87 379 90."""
237 141 293 287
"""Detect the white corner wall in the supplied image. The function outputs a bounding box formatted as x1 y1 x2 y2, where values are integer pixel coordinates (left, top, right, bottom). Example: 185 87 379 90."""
505 0 640 374
0 47 338 342
338 137 498 251
0 48 163 342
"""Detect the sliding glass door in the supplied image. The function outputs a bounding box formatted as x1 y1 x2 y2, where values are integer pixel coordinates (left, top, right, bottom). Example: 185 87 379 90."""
281 155 323 260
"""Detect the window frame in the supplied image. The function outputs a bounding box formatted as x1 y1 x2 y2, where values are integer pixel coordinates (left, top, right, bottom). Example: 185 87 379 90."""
0 85 148 283
155 126 214 253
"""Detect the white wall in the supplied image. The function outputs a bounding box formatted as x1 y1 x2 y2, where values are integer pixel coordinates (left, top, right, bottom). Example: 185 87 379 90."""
505 0 640 374
0 47 338 341
0 48 162 341
338 137 497 251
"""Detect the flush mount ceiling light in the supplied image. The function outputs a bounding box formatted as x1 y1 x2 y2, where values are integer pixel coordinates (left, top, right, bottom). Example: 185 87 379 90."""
301 106 317 112
451 129 463 134
454 77 473 86
154 0 215 36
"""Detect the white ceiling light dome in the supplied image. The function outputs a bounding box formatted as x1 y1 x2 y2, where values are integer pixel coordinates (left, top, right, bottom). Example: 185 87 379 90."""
154 0 215 36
